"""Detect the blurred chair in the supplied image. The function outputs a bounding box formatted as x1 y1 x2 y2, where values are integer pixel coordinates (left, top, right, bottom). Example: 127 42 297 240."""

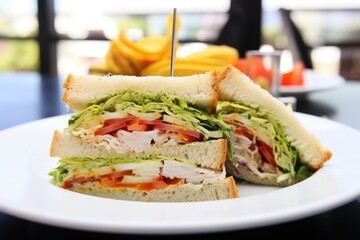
279 8 313 69
215 0 261 57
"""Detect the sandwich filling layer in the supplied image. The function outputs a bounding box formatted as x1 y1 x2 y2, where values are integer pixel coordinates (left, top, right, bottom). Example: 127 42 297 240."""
50 157 226 191
217 101 312 184
65 90 234 157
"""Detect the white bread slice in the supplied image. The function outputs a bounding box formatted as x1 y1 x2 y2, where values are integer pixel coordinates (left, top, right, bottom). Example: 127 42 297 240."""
218 65 332 171
70 176 238 202
62 72 218 112
225 162 293 187
50 131 227 171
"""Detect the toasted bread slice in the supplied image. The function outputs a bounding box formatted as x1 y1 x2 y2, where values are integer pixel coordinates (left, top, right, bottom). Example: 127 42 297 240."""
63 71 218 113
71 176 238 202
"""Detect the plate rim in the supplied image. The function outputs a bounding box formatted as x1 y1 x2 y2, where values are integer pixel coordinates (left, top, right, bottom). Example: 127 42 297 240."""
280 69 345 94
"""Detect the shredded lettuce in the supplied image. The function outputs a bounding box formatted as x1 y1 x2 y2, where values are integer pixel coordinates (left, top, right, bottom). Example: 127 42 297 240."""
49 156 164 185
64 90 234 159
294 165 312 181
217 101 312 182
49 156 203 186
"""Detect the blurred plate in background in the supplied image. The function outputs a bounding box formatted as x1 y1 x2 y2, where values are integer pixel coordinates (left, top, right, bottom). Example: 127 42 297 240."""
281 69 345 97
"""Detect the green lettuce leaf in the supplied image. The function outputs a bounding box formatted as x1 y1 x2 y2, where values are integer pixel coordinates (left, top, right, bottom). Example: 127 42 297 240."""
217 101 312 181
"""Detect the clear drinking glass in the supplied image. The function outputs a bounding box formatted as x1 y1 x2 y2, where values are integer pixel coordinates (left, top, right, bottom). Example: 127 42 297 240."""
245 50 297 110
245 50 282 97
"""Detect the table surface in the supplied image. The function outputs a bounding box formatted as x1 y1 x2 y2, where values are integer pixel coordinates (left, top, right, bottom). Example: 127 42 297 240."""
0 72 359 239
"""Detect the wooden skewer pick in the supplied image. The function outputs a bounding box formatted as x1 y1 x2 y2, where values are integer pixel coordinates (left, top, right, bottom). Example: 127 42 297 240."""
170 8 177 76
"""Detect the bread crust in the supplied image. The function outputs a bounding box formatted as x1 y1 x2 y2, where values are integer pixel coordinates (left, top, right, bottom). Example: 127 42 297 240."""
49 130 60 157
218 65 332 171
62 74 75 105
216 139 228 170
70 176 238 202
62 72 219 113
211 70 219 113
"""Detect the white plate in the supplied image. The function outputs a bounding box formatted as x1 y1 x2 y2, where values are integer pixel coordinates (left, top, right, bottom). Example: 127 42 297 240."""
280 69 345 97
0 113 360 234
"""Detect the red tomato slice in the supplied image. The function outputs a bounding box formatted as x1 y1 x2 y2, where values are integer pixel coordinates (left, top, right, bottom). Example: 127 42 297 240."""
247 57 271 81
62 176 96 189
281 61 304 86
115 183 140 188
292 62 305 85
233 58 246 73
257 140 277 168
177 129 202 139
100 170 133 179
154 122 181 131
179 133 199 142
137 181 168 191
100 178 118 188
154 123 202 140
138 119 163 125
103 116 136 126
127 122 148 131
234 125 254 140
101 175 168 190
232 57 275 90
163 177 183 185
97 116 202 140
281 71 293 86
233 57 270 80
100 178 138 188
94 121 127 136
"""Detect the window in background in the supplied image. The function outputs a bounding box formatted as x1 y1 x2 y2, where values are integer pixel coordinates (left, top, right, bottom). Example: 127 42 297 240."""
57 40 109 75
54 0 230 76
290 10 360 79
0 40 39 71
0 0 39 72
262 0 360 80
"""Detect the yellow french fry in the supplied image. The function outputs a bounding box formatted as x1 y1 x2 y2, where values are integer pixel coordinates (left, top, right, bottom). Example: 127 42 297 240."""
140 59 171 76
166 13 181 37
137 36 168 47
141 63 226 76
186 45 239 63
105 50 127 75
108 42 137 75
140 49 234 76
112 41 143 74
141 59 228 76
118 32 164 55
91 13 241 77
113 39 146 63
88 61 111 75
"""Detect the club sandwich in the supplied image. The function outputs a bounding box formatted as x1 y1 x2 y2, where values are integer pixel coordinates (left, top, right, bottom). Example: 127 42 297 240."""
50 72 238 202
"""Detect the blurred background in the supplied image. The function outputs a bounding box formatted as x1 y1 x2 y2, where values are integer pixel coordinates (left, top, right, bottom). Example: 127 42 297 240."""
1 0 360 79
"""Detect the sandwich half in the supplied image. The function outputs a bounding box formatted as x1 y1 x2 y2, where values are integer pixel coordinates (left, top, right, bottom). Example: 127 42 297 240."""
217 65 332 187
50 72 238 202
